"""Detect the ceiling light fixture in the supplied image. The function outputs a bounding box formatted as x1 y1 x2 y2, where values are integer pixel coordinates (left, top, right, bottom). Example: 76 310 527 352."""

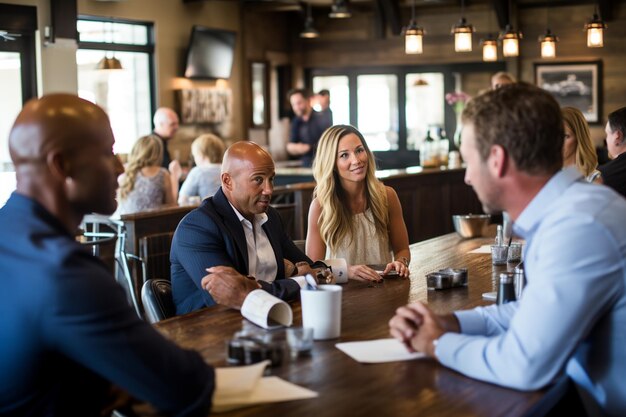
499 24 522 57
481 34 498 62
300 2 320 39
96 22 123 70
329 0 351 19
540 1 558 58
539 29 558 59
585 8 607 48
403 0 424 54
452 0 474 52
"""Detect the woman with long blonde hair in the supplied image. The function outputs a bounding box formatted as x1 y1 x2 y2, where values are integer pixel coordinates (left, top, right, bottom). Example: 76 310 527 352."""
306 125 410 282
117 134 179 214
562 107 602 183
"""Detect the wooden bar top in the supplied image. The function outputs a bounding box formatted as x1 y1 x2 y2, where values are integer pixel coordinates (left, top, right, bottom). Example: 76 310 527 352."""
154 228 557 417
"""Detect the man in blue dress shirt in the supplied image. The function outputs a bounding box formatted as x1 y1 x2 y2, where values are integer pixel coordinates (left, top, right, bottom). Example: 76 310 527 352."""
0 94 214 416
390 83 626 417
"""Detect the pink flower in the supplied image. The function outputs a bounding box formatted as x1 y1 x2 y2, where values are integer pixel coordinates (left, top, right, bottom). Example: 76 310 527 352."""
445 91 471 106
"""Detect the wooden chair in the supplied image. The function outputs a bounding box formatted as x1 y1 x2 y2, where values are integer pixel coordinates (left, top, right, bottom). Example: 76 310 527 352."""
138 232 174 283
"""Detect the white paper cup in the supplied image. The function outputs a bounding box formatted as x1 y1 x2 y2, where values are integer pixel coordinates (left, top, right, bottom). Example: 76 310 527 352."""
300 284 342 340
323 258 349 284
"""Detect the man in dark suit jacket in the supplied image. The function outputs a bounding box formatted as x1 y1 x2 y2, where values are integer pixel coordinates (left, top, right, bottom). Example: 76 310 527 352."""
0 94 214 416
171 141 313 314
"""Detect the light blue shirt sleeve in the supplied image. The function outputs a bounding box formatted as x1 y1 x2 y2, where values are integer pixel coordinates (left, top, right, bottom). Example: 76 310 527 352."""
436 214 623 391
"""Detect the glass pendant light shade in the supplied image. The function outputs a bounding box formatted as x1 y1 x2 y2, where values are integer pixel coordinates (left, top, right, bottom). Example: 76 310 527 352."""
452 18 474 52
585 13 607 47
539 30 558 58
404 22 424 54
481 35 498 61
499 25 522 57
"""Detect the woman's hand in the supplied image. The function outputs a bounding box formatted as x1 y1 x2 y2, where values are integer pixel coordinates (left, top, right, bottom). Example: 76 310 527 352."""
383 259 410 278
349 264 382 282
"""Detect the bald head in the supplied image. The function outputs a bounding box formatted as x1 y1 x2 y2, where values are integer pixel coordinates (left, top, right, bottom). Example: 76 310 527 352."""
153 107 179 139
10 94 112 167
221 141 275 221
9 94 123 229
222 141 273 175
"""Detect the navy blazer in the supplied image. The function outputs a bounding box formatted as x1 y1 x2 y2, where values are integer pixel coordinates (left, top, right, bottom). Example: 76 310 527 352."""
171 187 311 314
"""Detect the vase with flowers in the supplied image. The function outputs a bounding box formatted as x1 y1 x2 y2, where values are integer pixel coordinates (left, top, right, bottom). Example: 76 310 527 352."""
445 91 471 149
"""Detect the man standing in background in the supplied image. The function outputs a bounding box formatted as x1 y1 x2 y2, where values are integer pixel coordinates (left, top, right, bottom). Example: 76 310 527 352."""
286 89 331 167
599 106 626 198
152 107 182 179
316 89 333 126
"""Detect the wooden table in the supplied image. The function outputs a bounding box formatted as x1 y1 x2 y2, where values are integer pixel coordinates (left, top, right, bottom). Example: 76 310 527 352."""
154 230 561 417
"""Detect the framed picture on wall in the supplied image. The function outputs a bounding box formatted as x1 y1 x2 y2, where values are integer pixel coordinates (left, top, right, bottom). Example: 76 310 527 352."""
534 61 602 124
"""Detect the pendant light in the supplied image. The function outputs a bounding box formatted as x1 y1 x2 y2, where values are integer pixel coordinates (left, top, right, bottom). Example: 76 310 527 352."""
539 2 558 58
300 2 320 39
498 1 522 58
481 34 498 62
585 7 607 48
452 0 474 52
499 24 522 57
96 22 123 71
403 0 424 54
329 0 351 19
481 9 497 62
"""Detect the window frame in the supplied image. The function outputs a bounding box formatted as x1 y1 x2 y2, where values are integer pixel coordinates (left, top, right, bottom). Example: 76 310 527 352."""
77 15 157 124
306 62 505 166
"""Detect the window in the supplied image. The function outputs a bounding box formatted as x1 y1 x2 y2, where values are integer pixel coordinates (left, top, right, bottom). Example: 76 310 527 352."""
0 52 22 167
405 73 445 150
357 74 399 151
77 17 155 154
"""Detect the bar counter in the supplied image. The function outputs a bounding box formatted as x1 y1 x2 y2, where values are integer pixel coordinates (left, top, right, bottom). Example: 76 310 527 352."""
153 229 562 417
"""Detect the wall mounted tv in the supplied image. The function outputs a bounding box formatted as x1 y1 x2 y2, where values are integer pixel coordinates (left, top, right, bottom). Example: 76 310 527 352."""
184 26 236 80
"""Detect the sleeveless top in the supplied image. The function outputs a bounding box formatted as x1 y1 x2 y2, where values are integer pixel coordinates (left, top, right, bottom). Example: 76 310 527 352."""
118 168 167 215
325 209 393 265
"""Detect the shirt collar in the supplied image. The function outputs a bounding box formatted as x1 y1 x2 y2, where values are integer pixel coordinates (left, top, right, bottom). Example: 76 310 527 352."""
228 201 268 227
513 166 583 240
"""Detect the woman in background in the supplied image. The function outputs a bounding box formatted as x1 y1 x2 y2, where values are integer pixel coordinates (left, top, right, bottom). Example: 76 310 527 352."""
306 125 410 282
178 134 225 204
562 107 602 183
117 134 178 215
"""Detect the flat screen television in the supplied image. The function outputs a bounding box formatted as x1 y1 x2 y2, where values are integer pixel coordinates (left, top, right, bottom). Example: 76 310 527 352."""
184 25 236 80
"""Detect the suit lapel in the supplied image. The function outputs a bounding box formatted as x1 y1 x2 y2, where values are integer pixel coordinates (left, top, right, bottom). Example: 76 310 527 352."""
211 188 249 272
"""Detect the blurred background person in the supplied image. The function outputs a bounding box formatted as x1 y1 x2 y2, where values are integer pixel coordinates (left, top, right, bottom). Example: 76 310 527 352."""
178 133 226 204
286 88 331 167
306 125 410 282
117 134 179 215
491 71 516 89
562 107 602 183
152 107 183 182
599 106 626 198
315 89 333 126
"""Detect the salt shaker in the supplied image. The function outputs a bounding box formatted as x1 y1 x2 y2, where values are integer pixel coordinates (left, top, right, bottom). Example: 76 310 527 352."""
497 272 516 305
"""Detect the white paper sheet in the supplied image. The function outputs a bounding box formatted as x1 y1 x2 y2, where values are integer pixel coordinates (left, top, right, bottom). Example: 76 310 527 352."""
468 244 492 254
213 360 318 413
240 289 293 329
335 338 426 363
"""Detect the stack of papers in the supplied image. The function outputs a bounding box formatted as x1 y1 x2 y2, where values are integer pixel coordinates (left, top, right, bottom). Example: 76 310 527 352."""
213 361 318 412
335 338 425 363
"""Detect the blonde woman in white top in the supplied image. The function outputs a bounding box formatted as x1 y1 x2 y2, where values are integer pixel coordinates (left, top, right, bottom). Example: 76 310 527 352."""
306 125 410 282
